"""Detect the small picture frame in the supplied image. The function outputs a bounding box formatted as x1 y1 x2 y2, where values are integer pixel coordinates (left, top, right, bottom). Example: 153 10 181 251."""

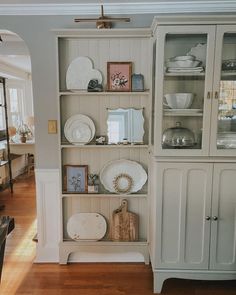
132 73 144 92
107 62 132 92
63 165 88 193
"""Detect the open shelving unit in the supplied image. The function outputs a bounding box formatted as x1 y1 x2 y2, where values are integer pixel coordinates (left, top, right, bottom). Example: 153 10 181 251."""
55 29 153 264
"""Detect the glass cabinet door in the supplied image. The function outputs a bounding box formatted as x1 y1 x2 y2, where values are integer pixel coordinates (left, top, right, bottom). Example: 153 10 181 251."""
154 26 215 156
211 26 236 156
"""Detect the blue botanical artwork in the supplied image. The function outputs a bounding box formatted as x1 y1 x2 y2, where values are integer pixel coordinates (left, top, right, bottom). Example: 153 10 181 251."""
67 166 86 192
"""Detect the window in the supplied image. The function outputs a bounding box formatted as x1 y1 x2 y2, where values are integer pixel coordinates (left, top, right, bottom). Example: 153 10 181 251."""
0 80 27 129
8 86 24 127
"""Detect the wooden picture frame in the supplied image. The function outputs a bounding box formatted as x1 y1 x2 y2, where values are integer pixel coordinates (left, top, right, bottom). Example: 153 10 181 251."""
107 62 132 92
63 165 88 193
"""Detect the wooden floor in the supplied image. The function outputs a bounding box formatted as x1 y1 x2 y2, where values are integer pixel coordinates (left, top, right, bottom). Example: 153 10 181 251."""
0 175 235 294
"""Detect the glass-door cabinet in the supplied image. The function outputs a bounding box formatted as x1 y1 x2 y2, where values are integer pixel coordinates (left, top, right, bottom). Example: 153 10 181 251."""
154 23 236 157
154 25 216 156
211 25 236 156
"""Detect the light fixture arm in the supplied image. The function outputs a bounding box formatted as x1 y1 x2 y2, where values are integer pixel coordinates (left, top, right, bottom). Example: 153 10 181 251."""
74 5 130 29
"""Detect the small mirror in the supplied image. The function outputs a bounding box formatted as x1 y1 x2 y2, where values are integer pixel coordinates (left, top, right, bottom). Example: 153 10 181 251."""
107 108 144 144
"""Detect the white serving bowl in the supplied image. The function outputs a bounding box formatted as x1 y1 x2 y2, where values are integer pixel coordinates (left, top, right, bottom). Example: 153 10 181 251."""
164 93 194 109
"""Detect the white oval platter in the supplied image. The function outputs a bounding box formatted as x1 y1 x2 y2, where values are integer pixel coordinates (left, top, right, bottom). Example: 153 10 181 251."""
100 159 147 194
67 212 107 241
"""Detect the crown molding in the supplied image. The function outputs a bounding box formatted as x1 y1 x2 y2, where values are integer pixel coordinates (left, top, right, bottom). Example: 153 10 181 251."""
0 1 236 15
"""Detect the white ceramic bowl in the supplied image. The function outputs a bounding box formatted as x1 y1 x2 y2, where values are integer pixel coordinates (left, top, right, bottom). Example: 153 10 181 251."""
164 93 194 109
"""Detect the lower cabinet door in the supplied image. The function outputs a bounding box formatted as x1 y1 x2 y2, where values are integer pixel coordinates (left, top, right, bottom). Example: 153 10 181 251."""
210 163 236 270
155 162 212 269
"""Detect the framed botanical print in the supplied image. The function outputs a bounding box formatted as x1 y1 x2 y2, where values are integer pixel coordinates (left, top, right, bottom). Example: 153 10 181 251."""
107 62 132 91
63 165 88 193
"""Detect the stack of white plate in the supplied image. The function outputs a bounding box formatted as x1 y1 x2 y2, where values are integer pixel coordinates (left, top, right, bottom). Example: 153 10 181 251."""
166 55 204 73
64 114 95 145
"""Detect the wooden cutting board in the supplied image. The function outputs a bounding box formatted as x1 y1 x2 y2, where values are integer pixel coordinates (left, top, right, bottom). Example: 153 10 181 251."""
111 199 139 241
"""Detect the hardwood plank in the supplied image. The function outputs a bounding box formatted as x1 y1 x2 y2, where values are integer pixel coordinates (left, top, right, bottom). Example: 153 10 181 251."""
0 175 235 294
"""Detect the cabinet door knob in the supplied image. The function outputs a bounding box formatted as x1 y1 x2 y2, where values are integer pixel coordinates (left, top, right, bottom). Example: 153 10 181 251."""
205 216 211 220
207 91 211 99
214 91 219 99
213 216 218 221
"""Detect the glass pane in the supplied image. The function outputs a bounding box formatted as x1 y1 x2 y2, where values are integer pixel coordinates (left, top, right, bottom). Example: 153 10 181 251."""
9 88 18 112
162 33 207 150
217 33 236 149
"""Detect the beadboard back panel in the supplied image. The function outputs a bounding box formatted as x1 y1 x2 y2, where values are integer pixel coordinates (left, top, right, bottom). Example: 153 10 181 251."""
61 147 148 194
60 94 150 144
62 196 147 241
58 36 152 91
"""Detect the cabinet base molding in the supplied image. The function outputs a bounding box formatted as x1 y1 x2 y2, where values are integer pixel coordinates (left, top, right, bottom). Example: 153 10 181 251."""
153 269 236 293
59 241 149 265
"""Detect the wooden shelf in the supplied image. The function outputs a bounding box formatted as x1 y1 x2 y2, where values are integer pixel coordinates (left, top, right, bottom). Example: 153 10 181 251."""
62 239 147 244
62 193 148 198
163 109 203 117
221 71 236 76
59 90 150 96
165 72 205 77
61 143 149 148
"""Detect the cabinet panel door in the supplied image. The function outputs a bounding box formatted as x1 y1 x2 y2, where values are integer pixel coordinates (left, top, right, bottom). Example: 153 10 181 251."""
154 25 215 157
210 25 236 156
155 162 212 269
210 163 236 270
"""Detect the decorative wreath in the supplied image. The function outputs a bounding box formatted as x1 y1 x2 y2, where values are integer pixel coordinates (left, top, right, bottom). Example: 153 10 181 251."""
113 173 133 194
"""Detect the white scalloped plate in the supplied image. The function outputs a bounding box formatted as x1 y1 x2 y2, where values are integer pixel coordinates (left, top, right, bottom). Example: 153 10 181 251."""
67 213 107 241
100 159 147 194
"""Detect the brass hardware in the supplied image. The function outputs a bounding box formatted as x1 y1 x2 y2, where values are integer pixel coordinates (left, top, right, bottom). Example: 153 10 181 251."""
207 92 211 99
205 216 211 221
213 216 218 221
215 92 219 99
74 5 130 29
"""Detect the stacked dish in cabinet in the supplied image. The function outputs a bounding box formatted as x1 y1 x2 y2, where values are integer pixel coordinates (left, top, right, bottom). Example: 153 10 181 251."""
56 29 152 264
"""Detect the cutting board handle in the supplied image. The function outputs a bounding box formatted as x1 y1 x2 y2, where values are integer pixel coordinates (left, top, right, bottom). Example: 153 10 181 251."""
114 199 128 214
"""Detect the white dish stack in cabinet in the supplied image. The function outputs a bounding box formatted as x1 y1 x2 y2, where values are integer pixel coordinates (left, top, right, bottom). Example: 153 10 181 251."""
150 16 236 293
55 29 153 264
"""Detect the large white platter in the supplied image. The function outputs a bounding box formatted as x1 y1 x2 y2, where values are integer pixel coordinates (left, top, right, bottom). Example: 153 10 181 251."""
66 56 103 90
64 114 95 145
67 212 107 241
100 159 147 194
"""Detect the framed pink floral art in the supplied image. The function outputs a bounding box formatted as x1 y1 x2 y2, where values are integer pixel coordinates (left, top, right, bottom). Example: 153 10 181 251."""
107 62 132 91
